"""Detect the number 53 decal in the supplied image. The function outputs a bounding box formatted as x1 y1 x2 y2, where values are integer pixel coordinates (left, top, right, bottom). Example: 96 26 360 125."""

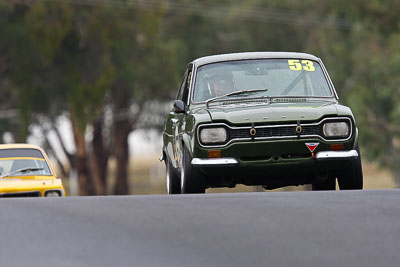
288 60 315 71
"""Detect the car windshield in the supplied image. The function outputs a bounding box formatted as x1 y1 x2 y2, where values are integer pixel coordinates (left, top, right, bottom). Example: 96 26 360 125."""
0 158 52 177
192 59 333 102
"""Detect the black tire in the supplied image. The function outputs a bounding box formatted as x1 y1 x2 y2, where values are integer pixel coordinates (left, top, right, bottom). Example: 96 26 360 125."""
337 143 363 190
312 175 336 191
166 157 181 194
181 146 206 194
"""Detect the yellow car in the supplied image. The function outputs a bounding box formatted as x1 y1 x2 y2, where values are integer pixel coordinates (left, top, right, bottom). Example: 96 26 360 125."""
0 144 65 197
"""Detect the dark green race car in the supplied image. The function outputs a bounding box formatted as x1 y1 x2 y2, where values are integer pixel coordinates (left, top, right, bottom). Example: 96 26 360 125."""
161 52 363 194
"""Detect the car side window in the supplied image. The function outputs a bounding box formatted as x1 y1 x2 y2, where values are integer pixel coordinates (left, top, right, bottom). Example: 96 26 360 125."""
177 69 189 101
182 70 192 104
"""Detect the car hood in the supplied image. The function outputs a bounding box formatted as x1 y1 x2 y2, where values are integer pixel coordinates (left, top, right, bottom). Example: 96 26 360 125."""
201 101 351 124
0 178 61 193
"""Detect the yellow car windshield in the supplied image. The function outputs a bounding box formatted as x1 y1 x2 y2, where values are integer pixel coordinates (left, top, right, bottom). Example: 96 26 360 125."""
0 158 52 177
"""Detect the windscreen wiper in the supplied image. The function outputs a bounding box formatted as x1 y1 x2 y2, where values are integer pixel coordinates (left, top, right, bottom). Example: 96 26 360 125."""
269 96 337 104
205 88 268 108
0 167 44 178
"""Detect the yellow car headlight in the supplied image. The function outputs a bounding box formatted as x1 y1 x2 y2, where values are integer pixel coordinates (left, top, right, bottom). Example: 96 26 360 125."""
45 191 61 197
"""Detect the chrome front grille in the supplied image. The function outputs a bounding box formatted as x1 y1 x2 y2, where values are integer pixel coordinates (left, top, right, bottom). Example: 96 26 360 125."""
197 117 353 147
302 125 323 135
229 125 323 139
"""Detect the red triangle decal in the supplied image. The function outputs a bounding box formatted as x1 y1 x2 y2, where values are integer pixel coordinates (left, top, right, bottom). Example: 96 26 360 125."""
305 143 319 153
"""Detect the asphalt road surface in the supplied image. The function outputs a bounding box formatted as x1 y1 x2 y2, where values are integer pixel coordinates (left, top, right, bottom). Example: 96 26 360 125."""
0 189 399 267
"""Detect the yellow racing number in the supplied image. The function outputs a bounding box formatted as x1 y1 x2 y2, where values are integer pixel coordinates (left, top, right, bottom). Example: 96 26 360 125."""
288 60 302 70
288 60 315 71
301 60 315 71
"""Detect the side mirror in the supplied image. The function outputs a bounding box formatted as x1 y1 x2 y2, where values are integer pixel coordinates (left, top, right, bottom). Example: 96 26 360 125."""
173 100 185 113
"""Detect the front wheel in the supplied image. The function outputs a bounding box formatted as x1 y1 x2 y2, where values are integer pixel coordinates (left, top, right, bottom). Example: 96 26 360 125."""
337 143 363 190
181 146 206 194
166 157 181 194
312 175 336 191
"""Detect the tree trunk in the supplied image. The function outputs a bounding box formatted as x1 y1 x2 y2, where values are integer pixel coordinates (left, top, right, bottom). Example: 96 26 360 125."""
71 114 92 195
89 115 108 195
113 117 131 195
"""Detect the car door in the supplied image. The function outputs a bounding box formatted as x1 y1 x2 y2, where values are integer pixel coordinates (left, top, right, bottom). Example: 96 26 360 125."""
170 65 193 169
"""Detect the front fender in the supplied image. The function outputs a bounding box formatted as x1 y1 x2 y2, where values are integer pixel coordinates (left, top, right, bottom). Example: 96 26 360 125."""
182 133 193 157
162 134 176 166
354 127 359 149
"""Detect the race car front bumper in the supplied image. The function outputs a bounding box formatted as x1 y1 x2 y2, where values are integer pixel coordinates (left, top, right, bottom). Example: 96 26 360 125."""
314 150 358 161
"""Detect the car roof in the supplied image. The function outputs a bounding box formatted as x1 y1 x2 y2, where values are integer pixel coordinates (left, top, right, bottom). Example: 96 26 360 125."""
0 144 44 150
192 52 320 67
0 144 48 157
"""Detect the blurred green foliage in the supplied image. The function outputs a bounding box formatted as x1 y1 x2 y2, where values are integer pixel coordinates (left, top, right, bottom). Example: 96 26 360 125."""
0 0 399 186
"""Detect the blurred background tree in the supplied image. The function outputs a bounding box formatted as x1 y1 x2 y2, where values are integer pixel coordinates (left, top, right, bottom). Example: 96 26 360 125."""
0 0 399 194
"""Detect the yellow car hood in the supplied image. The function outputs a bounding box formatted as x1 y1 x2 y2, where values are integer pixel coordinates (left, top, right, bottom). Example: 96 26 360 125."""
0 178 64 194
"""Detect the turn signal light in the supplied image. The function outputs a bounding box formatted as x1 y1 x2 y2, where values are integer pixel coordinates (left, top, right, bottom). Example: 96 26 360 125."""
330 144 344 151
208 150 221 158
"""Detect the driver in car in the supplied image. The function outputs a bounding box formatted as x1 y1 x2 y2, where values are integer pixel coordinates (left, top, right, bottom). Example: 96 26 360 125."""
207 72 235 98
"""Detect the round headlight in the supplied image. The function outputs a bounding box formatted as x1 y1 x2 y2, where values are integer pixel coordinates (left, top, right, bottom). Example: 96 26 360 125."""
200 127 227 144
323 122 350 137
